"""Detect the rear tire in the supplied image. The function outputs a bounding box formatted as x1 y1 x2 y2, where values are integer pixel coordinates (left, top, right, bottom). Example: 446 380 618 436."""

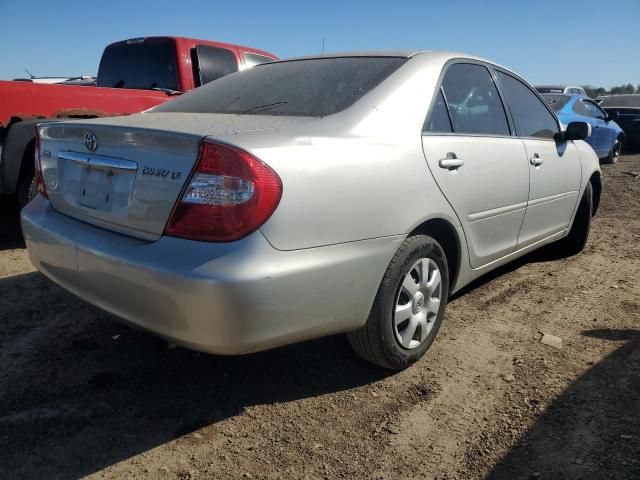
348 235 449 370
604 138 621 164
556 182 592 256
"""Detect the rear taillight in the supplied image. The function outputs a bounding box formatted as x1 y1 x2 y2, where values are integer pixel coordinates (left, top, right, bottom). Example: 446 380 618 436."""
165 140 282 242
34 127 48 198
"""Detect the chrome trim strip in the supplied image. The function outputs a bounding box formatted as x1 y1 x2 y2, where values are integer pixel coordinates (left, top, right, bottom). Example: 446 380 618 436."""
58 151 137 172
467 201 527 222
527 191 577 208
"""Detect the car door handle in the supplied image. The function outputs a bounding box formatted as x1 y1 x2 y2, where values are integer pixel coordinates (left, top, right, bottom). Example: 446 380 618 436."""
530 154 544 166
439 153 464 169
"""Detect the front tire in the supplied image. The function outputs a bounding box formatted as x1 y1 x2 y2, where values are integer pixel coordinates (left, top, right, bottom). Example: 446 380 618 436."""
348 235 449 370
557 182 592 256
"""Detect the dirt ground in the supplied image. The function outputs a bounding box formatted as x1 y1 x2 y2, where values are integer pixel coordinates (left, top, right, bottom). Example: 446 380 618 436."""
1 155 639 480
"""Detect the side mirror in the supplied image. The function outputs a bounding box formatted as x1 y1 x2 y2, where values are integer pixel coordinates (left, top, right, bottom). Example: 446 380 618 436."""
607 111 620 122
564 121 591 141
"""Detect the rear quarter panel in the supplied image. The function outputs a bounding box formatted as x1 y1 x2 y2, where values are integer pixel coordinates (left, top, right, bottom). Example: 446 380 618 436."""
226 54 463 251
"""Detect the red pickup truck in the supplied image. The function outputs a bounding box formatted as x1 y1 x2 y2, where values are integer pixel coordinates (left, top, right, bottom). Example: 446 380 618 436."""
0 36 277 207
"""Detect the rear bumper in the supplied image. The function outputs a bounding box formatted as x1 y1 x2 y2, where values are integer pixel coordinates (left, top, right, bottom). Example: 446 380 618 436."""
21 196 402 354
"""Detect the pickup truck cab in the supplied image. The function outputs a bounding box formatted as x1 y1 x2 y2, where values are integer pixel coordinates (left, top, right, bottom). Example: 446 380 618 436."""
0 36 277 207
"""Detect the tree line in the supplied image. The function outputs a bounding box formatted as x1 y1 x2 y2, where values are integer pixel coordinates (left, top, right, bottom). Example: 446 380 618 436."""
583 84 640 98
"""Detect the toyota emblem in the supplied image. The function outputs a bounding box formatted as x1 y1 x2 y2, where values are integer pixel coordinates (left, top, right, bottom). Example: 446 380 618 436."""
84 132 98 152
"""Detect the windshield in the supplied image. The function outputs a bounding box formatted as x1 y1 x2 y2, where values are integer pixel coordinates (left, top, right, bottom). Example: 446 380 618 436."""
600 95 640 108
542 94 571 112
152 56 407 117
97 39 179 91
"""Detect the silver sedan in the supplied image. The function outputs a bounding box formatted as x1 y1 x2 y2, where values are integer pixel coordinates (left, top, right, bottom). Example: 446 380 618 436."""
22 51 601 370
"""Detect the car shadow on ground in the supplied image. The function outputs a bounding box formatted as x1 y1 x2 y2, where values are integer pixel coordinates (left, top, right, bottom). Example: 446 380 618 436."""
486 329 640 479
0 271 391 479
450 243 571 302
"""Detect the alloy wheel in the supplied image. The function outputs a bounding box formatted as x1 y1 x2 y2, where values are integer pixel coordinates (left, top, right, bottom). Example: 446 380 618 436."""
393 258 443 350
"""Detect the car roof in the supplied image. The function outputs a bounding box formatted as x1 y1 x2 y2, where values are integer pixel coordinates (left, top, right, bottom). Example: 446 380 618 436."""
269 50 509 69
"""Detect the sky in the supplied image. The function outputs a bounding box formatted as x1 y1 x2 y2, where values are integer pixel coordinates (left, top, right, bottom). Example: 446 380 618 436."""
1 0 638 88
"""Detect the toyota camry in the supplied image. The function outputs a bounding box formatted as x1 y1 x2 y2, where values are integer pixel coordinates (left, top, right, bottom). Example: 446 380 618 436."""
22 51 601 370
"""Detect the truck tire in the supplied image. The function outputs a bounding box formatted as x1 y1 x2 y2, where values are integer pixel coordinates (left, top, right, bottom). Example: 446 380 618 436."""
16 172 37 210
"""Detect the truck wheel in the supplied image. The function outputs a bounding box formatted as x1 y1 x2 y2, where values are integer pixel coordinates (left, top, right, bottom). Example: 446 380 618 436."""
16 173 37 210
348 235 449 370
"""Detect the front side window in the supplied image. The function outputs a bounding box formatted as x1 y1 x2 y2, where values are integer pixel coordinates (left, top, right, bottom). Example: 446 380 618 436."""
193 45 238 87
497 71 559 139
440 63 510 136
583 100 606 119
424 89 453 133
572 99 589 116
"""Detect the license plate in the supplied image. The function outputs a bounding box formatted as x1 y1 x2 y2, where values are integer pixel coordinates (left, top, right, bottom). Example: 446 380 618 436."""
78 168 112 210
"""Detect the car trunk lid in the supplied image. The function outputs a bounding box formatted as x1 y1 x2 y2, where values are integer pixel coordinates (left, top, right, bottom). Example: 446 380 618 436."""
37 113 317 241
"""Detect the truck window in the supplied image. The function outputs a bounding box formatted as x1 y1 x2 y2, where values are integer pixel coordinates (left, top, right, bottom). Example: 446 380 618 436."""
244 52 274 68
97 39 179 91
193 45 238 87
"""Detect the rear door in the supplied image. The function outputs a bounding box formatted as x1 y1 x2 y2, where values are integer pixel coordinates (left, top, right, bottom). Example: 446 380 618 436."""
495 71 581 247
422 62 529 268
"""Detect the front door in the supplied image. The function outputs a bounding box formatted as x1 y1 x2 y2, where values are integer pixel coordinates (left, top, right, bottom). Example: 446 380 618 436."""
584 99 615 157
495 71 581 247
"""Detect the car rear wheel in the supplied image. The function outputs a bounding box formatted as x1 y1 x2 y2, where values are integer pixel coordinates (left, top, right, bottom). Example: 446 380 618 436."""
348 235 449 370
604 139 621 164
556 182 592 256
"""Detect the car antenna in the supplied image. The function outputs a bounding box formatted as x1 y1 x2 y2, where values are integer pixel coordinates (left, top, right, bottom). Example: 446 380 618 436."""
24 68 35 79
322 36 325 54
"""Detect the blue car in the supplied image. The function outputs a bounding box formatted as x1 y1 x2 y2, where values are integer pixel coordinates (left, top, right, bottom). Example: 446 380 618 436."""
542 94 624 163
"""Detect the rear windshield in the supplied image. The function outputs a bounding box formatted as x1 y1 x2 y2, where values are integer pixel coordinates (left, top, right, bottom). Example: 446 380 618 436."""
600 95 640 108
542 94 571 112
97 39 179 91
152 57 407 117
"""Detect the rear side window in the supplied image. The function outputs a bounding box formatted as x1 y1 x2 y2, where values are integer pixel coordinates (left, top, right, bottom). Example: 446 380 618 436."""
497 72 559 139
440 63 510 136
153 57 407 117
244 52 274 68
543 94 570 112
193 45 238 86
424 89 453 133
97 39 178 90
572 99 589 116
